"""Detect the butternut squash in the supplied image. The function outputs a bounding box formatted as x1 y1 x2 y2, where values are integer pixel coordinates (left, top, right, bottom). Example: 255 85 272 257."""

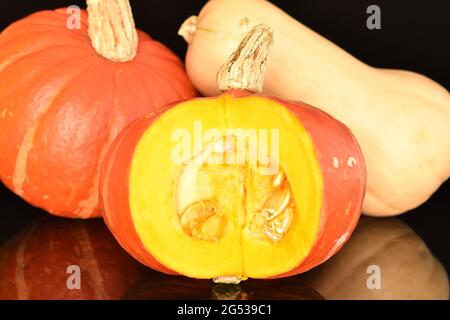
179 0 450 216
303 217 449 300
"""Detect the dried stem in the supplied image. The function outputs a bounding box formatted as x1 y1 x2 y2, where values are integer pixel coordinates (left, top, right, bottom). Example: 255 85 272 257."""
87 0 138 62
216 24 273 93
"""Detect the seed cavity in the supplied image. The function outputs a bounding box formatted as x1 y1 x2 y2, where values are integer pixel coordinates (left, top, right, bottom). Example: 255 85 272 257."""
176 136 232 214
248 179 294 242
176 136 234 242
175 135 295 244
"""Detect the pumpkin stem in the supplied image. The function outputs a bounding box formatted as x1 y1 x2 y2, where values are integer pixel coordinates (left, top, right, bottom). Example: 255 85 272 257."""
87 0 138 62
216 24 273 93
178 16 198 44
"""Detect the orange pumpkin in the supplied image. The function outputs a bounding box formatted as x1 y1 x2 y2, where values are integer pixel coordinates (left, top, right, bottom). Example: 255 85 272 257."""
0 0 196 218
100 25 366 281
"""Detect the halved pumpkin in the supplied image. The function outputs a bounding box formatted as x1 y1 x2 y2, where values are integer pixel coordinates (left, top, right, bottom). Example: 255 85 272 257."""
100 25 366 281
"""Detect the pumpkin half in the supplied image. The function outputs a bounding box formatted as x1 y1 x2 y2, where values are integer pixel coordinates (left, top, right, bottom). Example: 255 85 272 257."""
101 25 366 281
0 0 196 218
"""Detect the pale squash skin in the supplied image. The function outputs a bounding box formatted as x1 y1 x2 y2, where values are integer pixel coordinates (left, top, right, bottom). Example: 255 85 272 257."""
181 0 450 216
303 218 449 300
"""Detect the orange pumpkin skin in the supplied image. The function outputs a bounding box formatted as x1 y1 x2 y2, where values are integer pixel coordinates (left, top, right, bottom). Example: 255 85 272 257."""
100 90 366 277
0 217 146 300
0 9 196 218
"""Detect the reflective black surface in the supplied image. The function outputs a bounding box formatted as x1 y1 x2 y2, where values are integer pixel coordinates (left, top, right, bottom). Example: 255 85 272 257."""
0 213 447 300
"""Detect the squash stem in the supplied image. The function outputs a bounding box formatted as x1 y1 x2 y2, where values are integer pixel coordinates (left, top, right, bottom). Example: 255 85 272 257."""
216 24 273 93
87 0 138 62
178 16 198 43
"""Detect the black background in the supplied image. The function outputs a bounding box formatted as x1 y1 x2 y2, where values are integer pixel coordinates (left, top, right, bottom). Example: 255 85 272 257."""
0 0 449 274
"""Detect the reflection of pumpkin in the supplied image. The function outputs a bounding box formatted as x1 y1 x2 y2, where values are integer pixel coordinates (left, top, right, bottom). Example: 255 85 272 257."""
0 217 145 300
122 272 323 300
101 25 366 281
180 0 450 217
239 278 323 300
0 0 196 218
304 218 449 300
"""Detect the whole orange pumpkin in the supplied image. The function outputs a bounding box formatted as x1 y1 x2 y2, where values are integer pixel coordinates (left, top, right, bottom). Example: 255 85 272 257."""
0 0 196 218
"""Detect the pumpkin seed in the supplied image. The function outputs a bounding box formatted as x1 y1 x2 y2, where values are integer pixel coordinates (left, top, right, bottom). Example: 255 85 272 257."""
180 200 224 241
261 186 291 220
